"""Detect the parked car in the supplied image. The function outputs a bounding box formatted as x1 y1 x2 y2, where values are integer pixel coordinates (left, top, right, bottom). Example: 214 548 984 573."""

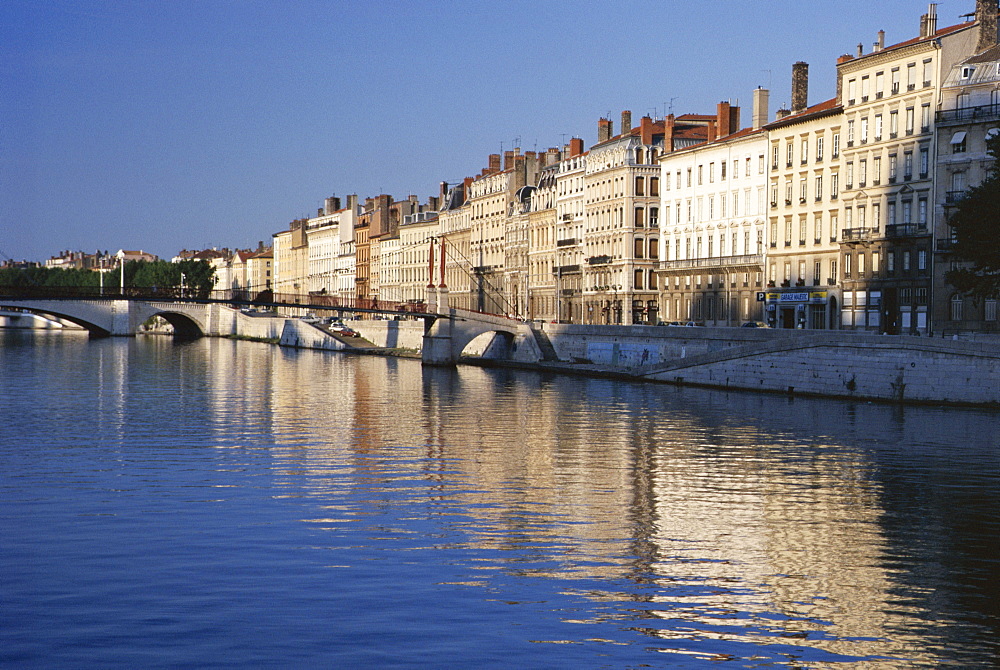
740 321 769 328
300 314 320 324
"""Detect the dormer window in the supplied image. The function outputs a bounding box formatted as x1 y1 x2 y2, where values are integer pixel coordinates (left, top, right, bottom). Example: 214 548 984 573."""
962 66 976 79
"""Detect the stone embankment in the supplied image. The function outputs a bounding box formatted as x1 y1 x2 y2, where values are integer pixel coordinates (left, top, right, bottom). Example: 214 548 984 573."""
254 312 1000 407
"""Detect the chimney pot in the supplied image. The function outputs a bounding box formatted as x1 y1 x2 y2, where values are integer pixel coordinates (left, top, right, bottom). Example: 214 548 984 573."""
621 110 632 135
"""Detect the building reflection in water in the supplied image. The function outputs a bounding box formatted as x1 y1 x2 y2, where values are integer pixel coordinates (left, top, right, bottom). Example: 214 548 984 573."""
188 340 995 666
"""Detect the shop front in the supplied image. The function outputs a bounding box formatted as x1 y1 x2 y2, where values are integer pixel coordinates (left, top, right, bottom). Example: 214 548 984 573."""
762 289 838 330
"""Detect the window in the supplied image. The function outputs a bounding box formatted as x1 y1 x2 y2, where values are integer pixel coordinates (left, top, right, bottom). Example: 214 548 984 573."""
922 59 932 87
814 215 823 242
814 261 822 284
951 294 964 321
650 207 659 226
907 63 916 90
635 177 645 196
831 259 838 281
873 156 881 185
986 299 997 321
861 75 870 101
686 168 692 187
876 71 885 97
786 142 794 167
861 117 869 143
904 151 913 180
846 161 854 188
903 251 911 271
634 269 643 289
962 65 976 80
830 214 838 241
920 147 929 177
859 159 867 187
799 177 807 202
785 217 792 244
891 67 900 94
859 253 866 277
918 248 927 270
872 202 881 231
952 131 967 153
817 136 824 161
650 177 659 196
697 165 703 185
872 252 880 277
831 173 839 198
799 216 807 244
875 114 883 141
918 198 928 227
801 139 809 163
635 207 645 227
890 110 899 137
720 162 726 180
815 175 823 201
902 199 912 225
848 120 855 145
832 133 840 157
848 78 857 103
905 107 915 135
921 103 931 131
709 163 715 183
634 237 644 258
785 180 793 204
844 253 853 277
889 154 898 181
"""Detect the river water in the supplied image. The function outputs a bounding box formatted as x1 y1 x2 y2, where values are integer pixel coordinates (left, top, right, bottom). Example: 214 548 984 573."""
1 330 998 668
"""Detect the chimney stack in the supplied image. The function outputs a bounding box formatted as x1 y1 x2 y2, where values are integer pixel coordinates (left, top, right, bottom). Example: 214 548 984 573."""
597 117 613 143
569 137 584 157
488 153 501 173
875 30 885 52
926 4 938 36
977 0 999 51
640 116 653 145
621 110 632 135
664 115 676 153
503 150 514 171
752 87 770 130
792 62 809 114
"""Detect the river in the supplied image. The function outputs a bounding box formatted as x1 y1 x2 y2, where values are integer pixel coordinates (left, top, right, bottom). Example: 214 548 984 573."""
1 330 998 668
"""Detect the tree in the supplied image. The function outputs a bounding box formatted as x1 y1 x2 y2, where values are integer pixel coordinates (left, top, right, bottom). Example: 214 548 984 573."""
945 133 1000 299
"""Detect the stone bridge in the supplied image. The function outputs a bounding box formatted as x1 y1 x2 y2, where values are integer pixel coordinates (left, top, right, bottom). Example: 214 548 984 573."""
0 297 224 339
420 308 528 366
0 296 532 367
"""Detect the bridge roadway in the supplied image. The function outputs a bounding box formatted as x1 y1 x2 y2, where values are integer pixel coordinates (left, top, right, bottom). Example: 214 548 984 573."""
0 287 525 366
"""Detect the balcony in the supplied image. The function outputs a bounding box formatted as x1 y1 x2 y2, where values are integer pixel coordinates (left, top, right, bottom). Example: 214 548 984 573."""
885 223 927 238
659 254 764 273
554 264 581 274
945 190 968 205
586 255 612 266
841 227 872 242
556 237 578 247
936 237 958 253
936 103 1000 125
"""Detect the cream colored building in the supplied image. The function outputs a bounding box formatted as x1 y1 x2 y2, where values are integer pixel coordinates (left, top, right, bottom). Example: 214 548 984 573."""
658 101 768 326
526 157 559 322
764 82 844 329
586 115 689 325
834 6 980 333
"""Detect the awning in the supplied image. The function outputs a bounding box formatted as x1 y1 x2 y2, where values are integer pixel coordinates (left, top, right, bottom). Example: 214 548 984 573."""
951 131 968 144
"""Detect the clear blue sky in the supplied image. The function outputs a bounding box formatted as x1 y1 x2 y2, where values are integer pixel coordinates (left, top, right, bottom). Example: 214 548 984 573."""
1 0 979 262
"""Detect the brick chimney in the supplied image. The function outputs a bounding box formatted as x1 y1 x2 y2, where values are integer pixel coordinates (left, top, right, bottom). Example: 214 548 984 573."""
545 147 561 165
597 117 613 143
978 0 998 51
752 87 769 130
569 137 584 157
664 115 675 153
503 150 514 170
621 110 632 135
488 153 501 173
640 116 653 145
717 102 732 138
792 62 809 114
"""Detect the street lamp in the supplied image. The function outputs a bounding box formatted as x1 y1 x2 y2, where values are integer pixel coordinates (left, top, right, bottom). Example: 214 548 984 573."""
180 273 186 298
611 283 622 324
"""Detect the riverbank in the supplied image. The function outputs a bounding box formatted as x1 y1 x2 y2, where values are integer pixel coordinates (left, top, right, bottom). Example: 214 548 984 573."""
270 316 1000 408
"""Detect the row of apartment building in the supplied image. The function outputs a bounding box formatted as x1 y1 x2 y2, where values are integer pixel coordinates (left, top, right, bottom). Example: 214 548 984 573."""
250 1 1000 334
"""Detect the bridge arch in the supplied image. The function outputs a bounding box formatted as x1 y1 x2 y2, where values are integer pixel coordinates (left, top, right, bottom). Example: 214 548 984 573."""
150 311 204 340
0 302 112 337
460 329 516 360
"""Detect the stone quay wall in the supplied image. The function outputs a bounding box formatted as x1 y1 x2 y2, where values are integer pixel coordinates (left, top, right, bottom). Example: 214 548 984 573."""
535 324 1000 406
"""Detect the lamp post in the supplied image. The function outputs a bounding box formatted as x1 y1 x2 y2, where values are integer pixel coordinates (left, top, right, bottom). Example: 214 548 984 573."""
180 273 186 298
611 283 622 324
